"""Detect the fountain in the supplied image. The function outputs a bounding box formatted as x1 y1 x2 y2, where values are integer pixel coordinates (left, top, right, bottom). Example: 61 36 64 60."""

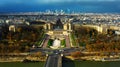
50 38 61 49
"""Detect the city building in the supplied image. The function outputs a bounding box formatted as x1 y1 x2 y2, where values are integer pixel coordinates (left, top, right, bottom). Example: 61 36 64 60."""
46 19 72 36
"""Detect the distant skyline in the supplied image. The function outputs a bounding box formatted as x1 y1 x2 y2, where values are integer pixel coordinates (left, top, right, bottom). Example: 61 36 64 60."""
0 0 120 13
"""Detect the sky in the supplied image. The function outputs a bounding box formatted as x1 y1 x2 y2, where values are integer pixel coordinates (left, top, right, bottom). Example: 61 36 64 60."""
0 0 119 5
0 0 120 13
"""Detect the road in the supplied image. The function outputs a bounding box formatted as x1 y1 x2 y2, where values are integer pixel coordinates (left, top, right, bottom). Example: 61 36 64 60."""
30 47 81 56
45 55 62 67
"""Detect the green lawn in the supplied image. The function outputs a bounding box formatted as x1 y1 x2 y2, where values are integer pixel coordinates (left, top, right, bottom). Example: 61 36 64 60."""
35 32 45 46
61 39 66 47
71 33 77 47
47 39 53 47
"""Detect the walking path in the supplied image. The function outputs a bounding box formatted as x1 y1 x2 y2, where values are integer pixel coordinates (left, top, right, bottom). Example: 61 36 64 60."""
42 36 50 48
65 35 71 48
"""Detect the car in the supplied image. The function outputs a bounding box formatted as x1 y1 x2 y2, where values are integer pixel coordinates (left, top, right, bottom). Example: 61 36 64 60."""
55 53 58 54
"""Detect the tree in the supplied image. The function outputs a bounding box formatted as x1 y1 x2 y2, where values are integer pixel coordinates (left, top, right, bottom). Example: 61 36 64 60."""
71 51 83 58
33 52 42 57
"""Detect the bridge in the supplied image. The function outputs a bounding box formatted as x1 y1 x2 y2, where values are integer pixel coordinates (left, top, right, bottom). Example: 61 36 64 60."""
43 48 80 67
44 55 62 67
30 47 80 67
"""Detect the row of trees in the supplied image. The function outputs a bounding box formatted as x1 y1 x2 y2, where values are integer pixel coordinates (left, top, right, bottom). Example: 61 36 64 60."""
74 26 120 52
71 51 83 58
0 43 29 53
0 25 44 53
73 26 98 47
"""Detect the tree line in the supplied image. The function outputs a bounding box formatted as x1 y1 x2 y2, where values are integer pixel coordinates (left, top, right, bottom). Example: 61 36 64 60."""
0 25 44 54
74 26 120 52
